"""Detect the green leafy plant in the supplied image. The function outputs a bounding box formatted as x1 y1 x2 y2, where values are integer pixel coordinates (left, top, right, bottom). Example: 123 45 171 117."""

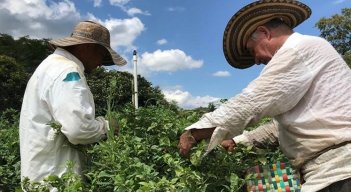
22 162 85 192
0 109 21 191
0 105 287 192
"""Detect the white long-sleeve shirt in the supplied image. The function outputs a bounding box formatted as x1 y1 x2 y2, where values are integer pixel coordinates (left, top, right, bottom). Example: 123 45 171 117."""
185 33 351 191
19 48 108 182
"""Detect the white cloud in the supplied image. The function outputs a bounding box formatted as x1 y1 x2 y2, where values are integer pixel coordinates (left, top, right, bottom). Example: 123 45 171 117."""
162 87 220 109
139 49 203 74
157 38 168 45
118 49 203 77
127 7 150 16
105 17 145 50
109 0 131 6
87 14 145 51
0 0 145 67
167 7 185 12
0 0 81 39
213 71 231 77
333 0 346 4
108 0 149 16
93 0 102 7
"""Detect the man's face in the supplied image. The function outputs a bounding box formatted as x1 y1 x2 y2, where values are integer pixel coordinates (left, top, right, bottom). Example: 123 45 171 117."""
246 26 274 65
82 44 108 73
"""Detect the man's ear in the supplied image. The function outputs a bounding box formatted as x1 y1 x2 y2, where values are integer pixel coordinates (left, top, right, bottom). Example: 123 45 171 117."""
256 26 271 40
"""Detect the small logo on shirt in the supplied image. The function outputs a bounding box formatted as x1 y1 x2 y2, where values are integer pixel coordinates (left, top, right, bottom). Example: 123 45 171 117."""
63 72 81 82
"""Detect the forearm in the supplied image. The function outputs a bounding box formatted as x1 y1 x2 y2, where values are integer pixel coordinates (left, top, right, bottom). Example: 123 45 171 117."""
61 116 108 145
234 120 279 147
179 128 216 157
190 128 216 141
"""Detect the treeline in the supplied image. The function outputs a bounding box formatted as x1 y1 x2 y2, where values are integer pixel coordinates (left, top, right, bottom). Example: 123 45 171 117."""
316 8 351 66
0 34 177 115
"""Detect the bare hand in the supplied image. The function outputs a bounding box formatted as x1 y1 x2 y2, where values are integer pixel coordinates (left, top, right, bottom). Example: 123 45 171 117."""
221 139 236 152
178 130 196 157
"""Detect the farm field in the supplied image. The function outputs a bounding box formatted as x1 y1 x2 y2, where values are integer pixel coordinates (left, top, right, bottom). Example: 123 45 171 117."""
0 105 285 191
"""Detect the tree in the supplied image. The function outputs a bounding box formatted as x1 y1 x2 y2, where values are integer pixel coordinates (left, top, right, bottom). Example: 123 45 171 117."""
0 34 175 114
0 34 52 112
0 34 52 73
316 8 351 67
0 55 30 112
86 68 174 116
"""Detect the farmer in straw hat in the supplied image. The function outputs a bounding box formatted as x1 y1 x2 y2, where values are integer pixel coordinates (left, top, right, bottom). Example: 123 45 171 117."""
19 20 126 185
178 0 351 191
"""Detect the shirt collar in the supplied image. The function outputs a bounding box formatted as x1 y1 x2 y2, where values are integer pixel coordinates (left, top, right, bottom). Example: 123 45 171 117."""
281 32 302 48
53 47 85 72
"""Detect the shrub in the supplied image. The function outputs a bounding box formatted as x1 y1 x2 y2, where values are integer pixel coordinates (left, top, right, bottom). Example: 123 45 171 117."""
0 109 21 191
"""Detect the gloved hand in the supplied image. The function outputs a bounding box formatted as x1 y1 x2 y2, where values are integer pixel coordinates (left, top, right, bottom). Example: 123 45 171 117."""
220 139 236 152
178 130 196 157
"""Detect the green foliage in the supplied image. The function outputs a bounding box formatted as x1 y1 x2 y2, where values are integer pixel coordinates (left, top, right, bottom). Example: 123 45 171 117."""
87 68 176 116
0 109 21 191
0 34 52 73
0 55 30 111
343 52 351 66
84 105 200 191
0 34 51 112
22 162 85 192
0 105 286 191
81 106 285 191
0 33 174 115
316 8 351 67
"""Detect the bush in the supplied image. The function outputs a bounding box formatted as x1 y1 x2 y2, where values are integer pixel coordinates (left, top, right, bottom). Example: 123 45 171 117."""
86 68 176 116
0 109 21 191
0 105 286 191
0 55 30 112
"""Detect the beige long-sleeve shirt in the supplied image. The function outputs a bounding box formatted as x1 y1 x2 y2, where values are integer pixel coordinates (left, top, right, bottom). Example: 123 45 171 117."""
185 33 351 191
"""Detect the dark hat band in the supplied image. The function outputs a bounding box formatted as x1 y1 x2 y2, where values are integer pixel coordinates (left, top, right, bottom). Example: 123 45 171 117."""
49 20 127 66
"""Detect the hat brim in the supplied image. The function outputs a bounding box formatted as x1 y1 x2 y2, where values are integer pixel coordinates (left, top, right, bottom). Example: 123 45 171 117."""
49 36 127 66
223 0 311 69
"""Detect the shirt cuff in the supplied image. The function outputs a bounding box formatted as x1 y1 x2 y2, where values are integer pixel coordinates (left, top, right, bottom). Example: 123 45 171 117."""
96 116 109 133
233 133 252 146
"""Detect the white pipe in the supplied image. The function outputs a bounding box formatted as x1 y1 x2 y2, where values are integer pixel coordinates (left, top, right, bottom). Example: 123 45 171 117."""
133 50 138 109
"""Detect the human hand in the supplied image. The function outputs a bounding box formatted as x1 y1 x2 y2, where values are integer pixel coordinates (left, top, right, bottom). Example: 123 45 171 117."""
178 130 196 157
221 139 236 152
109 118 120 136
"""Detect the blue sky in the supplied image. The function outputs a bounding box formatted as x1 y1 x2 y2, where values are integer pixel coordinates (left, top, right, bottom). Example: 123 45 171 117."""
1 0 350 108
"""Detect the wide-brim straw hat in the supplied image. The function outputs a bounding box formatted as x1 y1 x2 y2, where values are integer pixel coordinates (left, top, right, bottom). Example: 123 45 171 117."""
49 20 127 66
223 0 311 69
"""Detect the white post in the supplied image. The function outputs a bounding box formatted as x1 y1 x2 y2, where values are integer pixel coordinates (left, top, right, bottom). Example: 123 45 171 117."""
133 50 138 109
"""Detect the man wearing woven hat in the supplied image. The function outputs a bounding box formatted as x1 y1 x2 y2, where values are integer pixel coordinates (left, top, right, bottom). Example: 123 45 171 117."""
19 20 126 185
178 0 351 191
